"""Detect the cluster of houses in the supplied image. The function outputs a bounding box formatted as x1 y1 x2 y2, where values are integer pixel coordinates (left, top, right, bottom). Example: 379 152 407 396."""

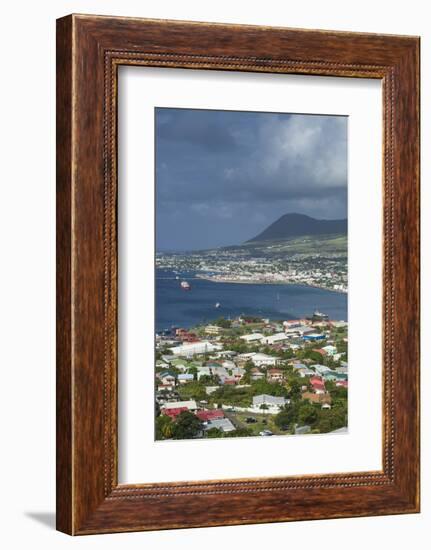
155 314 348 439
162 402 237 434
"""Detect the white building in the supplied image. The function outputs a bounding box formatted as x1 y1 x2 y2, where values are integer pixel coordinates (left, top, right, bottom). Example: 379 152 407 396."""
252 394 287 411
283 320 302 329
204 325 223 335
250 353 280 367
169 341 221 358
322 345 337 356
240 333 264 343
262 332 289 345
288 343 301 351
286 324 315 337
162 400 198 412
331 321 348 329
251 368 265 381
196 366 212 380
297 367 316 378
292 363 307 370
177 373 194 384
173 363 188 372
204 418 236 433
314 364 333 375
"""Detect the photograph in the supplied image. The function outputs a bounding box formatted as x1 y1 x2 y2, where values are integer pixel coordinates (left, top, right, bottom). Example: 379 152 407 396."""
154 107 348 441
0 1 423 544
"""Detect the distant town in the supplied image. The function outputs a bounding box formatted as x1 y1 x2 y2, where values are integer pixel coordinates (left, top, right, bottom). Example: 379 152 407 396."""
156 246 347 293
155 311 348 440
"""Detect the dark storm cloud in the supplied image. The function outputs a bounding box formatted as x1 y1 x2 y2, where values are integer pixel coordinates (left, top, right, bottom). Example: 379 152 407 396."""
157 108 239 152
155 108 347 251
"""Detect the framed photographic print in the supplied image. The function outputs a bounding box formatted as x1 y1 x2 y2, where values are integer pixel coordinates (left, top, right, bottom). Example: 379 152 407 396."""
56 14 420 535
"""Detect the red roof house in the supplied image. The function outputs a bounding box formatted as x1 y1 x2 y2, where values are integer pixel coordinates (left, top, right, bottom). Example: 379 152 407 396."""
310 376 325 392
162 407 188 420
196 409 225 422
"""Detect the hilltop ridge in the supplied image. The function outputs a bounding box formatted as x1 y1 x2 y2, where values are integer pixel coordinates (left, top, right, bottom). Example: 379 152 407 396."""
247 213 347 243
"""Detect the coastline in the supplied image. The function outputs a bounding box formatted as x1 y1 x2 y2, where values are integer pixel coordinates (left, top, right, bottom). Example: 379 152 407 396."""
194 274 347 294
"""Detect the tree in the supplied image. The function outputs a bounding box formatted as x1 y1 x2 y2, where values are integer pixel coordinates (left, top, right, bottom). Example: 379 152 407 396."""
199 374 219 385
224 427 253 438
205 427 223 438
274 410 291 430
178 381 206 401
297 401 318 426
251 379 288 398
214 317 232 329
304 350 326 363
187 366 198 380
279 349 295 360
242 360 254 384
315 406 347 433
155 414 174 440
328 385 347 400
172 411 203 439
228 342 248 354
286 377 302 400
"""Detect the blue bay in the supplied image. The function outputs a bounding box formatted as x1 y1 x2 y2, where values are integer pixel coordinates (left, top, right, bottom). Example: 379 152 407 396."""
156 269 347 332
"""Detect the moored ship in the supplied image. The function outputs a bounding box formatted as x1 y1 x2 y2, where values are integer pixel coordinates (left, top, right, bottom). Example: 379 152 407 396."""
180 280 191 291
310 310 329 322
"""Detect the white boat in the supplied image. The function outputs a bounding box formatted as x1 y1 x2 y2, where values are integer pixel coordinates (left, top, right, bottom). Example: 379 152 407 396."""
180 280 191 291
215 302 220 308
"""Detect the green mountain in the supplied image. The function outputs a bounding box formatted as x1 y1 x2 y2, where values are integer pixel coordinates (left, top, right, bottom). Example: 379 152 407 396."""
247 213 347 243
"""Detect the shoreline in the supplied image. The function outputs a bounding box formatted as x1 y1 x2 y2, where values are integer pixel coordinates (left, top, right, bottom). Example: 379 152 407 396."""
194 274 347 294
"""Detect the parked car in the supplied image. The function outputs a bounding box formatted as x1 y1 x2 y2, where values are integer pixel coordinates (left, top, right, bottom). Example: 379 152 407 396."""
259 429 274 436
245 417 257 423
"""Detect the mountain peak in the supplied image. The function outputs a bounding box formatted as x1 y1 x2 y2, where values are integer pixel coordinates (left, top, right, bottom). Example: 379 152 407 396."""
247 213 347 243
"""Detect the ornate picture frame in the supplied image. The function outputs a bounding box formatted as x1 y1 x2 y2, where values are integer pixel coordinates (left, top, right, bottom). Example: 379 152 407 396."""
56 14 420 534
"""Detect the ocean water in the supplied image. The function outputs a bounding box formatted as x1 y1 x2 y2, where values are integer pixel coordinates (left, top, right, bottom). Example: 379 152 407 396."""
156 269 347 332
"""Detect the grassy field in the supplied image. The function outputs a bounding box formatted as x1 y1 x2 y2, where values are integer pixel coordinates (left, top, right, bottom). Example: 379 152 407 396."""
242 234 347 255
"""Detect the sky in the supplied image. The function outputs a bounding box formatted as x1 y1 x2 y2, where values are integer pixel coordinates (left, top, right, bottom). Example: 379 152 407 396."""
155 108 347 251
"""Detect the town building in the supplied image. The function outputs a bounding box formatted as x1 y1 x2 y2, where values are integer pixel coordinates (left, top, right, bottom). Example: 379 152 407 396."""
314 364 333 375
322 344 338 356
253 394 287 408
177 373 194 384
266 368 284 383
196 409 225 422
162 400 198 412
310 376 326 394
250 353 280 367
297 367 316 377
302 391 332 405
203 417 236 433
204 324 224 335
250 368 265 381
262 332 289 345
240 333 264 343
303 333 326 341
169 341 221 357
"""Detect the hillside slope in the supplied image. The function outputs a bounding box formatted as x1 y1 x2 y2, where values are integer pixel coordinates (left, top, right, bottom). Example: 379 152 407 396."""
247 213 347 243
